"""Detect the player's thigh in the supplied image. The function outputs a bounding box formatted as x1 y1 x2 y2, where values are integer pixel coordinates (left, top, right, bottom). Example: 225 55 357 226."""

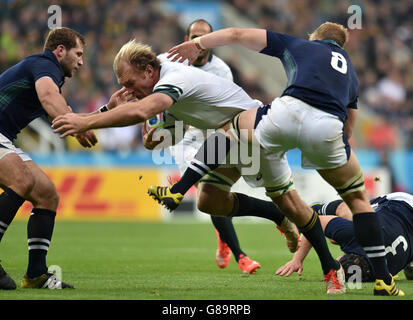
197 167 241 215
317 150 362 187
0 152 34 197
24 161 59 210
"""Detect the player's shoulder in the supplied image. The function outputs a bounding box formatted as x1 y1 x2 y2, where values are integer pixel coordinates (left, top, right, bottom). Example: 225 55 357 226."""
209 54 230 69
201 55 233 81
25 50 58 66
160 60 193 78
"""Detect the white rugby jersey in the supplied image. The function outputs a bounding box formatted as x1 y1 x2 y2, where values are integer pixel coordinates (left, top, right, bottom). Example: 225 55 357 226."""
153 61 261 129
157 52 233 82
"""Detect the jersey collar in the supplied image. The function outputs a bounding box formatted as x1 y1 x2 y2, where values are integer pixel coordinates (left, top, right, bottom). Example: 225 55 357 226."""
322 39 341 48
42 50 65 78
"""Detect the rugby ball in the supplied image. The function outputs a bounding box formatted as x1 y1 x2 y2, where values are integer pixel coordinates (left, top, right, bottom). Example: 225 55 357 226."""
144 111 185 146
145 112 166 130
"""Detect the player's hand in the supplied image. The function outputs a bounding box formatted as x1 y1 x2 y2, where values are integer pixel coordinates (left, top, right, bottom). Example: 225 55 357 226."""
107 87 135 109
52 113 89 138
142 123 163 150
74 130 98 148
275 259 303 277
167 40 201 65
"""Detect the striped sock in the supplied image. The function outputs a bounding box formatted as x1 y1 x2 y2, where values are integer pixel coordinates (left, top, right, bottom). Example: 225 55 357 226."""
311 199 344 216
171 132 232 195
353 212 392 284
299 211 339 274
26 208 56 278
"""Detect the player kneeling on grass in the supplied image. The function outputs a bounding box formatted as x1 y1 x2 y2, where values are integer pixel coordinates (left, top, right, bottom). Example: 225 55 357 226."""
276 192 413 295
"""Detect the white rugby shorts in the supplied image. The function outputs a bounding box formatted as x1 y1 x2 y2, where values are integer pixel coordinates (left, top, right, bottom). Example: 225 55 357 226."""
254 95 350 170
0 133 32 162
169 127 292 189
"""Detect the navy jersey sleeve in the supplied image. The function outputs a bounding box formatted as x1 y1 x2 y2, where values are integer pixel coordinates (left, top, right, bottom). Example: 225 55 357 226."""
324 217 366 256
259 30 298 58
29 57 62 86
347 96 358 109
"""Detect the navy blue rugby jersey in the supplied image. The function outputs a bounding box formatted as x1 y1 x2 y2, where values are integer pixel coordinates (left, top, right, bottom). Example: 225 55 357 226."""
0 50 65 141
259 30 359 122
324 194 413 276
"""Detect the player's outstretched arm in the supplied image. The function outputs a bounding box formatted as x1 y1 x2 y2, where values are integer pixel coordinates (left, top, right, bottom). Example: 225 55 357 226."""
35 77 73 119
276 216 337 277
88 87 136 115
168 28 267 65
275 235 310 277
35 77 98 148
52 93 173 138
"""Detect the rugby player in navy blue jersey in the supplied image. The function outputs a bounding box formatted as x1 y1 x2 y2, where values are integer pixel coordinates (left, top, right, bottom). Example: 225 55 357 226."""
0 27 99 290
277 192 413 291
148 22 402 296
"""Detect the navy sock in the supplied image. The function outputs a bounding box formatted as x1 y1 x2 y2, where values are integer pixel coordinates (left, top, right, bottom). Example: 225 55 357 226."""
353 212 392 284
0 187 25 241
311 199 344 216
231 193 285 225
171 132 232 195
26 208 56 278
211 216 244 261
299 211 339 275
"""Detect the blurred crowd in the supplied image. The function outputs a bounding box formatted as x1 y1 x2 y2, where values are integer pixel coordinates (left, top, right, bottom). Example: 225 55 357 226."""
1 0 412 152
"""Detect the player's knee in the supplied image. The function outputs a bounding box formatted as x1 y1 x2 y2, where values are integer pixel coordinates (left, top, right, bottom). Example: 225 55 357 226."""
11 172 35 198
44 184 60 208
32 180 60 210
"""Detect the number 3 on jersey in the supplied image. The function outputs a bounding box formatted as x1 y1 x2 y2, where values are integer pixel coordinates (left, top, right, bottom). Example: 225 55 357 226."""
330 51 347 74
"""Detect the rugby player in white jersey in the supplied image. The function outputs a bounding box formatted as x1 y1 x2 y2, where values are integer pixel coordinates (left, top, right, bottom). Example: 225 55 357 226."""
51 39 300 276
154 19 273 274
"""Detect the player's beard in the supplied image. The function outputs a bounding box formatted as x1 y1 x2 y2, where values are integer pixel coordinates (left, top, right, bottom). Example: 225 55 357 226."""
60 56 76 78
193 49 211 66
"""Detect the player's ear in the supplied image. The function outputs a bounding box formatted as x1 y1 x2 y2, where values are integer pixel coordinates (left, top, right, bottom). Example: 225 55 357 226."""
55 44 66 59
145 65 155 78
184 35 189 42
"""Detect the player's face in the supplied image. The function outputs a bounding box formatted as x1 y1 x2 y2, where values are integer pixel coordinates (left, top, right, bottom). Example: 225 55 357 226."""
117 62 155 99
61 38 84 77
186 22 212 66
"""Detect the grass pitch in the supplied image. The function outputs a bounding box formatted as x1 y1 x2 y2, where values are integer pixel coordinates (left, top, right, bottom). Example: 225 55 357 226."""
0 220 412 301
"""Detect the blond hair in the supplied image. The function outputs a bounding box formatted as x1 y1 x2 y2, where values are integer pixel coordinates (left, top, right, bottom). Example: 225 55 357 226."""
113 39 160 76
309 22 349 47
